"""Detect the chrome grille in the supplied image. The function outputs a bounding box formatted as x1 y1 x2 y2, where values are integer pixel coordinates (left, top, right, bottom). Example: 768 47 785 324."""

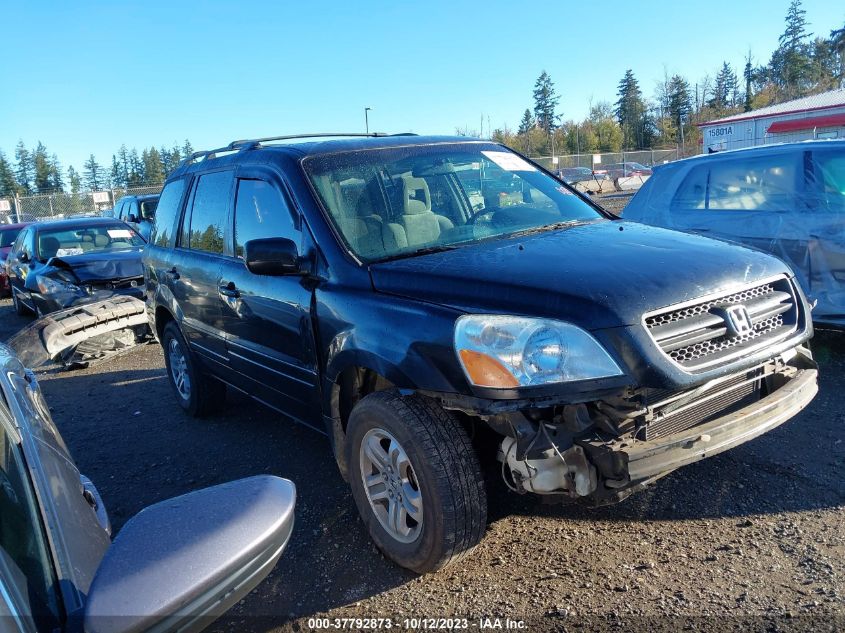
644 277 799 371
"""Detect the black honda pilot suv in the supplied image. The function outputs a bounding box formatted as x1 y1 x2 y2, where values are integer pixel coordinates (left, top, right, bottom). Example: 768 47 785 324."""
143 134 818 573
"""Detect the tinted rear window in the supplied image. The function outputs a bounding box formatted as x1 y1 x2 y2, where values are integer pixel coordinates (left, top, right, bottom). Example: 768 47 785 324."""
182 171 232 255
151 179 188 247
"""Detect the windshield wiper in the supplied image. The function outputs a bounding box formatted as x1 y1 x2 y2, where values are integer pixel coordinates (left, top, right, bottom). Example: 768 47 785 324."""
508 219 599 238
374 244 460 263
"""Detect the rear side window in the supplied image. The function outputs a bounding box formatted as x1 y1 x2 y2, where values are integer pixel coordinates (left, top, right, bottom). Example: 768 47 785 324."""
809 151 845 213
233 179 297 258
151 180 188 247
673 154 798 211
182 171 232 255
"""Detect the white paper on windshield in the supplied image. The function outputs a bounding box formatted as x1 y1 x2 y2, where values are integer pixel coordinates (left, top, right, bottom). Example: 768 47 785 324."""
107 229 133 239
481 151 537 172
56 248 83 257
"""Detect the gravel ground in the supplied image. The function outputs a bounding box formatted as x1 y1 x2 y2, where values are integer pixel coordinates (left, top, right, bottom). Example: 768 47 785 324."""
2 295 844 632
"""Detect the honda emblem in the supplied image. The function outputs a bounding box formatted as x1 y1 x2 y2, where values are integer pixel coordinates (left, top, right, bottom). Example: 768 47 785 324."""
725 305 753 336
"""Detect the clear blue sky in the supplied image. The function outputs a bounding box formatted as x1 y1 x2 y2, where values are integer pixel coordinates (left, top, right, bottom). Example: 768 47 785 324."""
1 0 842 172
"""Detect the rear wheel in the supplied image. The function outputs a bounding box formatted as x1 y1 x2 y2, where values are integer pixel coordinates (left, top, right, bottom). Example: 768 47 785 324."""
161 322 225 417
347 390 487 573
12 290 32 316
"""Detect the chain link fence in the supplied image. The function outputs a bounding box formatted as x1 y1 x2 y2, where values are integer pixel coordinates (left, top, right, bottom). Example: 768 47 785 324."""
528 148 679 196
1 185 164 224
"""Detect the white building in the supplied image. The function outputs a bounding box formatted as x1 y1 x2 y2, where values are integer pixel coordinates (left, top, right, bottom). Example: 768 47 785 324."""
698 88 845 153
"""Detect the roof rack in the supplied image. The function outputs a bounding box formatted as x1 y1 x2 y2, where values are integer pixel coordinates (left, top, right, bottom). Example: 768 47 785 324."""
177 132 418 169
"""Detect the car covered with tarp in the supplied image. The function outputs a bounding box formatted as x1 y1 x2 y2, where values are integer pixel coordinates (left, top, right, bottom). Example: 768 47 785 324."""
623 140 845 327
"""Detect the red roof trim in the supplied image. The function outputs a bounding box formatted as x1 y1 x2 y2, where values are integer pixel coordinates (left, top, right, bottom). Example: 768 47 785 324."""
697 102 845 127
766 113 845 133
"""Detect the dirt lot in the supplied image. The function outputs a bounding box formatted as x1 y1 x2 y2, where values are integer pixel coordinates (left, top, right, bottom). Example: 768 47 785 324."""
2 297 844 632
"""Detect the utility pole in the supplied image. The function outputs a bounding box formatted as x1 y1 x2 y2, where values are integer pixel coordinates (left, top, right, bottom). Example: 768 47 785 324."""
364 107 372 134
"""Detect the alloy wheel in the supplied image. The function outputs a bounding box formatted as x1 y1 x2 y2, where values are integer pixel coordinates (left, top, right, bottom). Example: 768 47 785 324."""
167 337 191 401
359 428 423 543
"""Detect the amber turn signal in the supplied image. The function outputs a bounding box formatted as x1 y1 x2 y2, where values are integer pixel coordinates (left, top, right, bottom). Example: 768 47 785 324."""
458 349 519 388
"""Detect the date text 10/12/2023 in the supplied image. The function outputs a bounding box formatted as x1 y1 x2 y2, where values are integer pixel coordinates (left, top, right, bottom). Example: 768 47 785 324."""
306 617 527 630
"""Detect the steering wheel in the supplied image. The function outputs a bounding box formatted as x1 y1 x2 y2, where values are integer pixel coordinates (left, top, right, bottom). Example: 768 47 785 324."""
466 208 497 225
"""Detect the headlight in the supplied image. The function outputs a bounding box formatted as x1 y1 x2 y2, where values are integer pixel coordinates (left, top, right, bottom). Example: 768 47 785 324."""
454 315 623 388
35 275 83 296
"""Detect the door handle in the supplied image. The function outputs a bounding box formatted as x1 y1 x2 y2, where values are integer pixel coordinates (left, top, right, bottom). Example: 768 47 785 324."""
165 267 180 280
218 282 240 298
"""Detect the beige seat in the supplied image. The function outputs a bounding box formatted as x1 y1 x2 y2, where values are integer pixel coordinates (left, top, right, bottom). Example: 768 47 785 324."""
383 176 453 249
333 181 387 259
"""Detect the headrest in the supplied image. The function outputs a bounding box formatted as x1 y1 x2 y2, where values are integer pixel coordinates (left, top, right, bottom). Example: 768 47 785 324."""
94 234 110 247
402 176 431 215
40 236 60 254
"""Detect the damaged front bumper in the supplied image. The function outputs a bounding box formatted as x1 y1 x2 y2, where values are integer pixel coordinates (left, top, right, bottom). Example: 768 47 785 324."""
465 346 818 504
7 295 150 368
622 365 817 483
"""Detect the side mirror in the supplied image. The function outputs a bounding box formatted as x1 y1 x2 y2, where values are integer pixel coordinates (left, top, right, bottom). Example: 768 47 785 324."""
83 476 295 633
244 237 302 276
18 252 28 263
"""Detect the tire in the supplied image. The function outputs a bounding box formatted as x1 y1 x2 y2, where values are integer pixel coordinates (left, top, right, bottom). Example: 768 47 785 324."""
12 290 32 316
346 390 487 573
161 322 226 417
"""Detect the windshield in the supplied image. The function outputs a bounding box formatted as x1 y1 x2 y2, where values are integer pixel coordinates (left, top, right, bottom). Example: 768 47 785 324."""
36 223 144 260
0 228 22 248
304 143 603 262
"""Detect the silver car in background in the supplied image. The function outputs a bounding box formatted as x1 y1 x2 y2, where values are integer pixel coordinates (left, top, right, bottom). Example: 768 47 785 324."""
624 140 845 327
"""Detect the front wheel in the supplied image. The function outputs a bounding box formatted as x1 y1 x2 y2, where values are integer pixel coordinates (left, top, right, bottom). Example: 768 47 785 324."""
347 390 487 573
161 322 225 417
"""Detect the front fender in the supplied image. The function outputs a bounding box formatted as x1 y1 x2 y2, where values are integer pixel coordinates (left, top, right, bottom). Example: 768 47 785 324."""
318 288 468 395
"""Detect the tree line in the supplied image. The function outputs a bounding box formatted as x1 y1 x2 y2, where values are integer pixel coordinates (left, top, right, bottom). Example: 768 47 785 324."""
488 0 844 157
0 139 194 200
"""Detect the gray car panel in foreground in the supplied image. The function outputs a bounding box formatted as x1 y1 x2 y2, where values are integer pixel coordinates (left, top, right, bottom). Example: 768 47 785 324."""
0 341 296 632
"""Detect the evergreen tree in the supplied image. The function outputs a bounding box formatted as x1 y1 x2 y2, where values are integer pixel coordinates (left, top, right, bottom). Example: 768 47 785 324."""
67 166 82 195
614 69 648 149
710 63 738 110
159 146 173 175
744 51 754 112
517 109 534 134
15 141 33 194
770 0 813 98
668 75 693 125
117 145 130 187
170 146 183 172
0 151 18 197
33 142 53 192
110 155 123 189
83 154 105 191
49 154 64 191
128 149 144 187
142 147 165 185
181 139 194 159
532 71 559 133
832 21 845 88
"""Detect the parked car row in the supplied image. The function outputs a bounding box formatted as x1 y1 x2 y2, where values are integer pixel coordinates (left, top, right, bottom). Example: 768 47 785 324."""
556 162 653 194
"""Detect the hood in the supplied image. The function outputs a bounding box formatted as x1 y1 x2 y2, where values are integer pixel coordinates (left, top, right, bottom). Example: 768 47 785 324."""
369 221 793 330
47 248 143 282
